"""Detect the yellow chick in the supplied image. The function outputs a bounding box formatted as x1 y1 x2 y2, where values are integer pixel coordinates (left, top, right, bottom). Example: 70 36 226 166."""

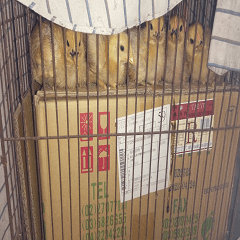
31 20 86 89
186 22 216 85
129 17 166 85
87 32 134 89
139 17 164 44
165 15 190 85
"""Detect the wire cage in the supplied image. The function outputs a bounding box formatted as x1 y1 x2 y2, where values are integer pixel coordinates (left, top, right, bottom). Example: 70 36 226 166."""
0 0 240 239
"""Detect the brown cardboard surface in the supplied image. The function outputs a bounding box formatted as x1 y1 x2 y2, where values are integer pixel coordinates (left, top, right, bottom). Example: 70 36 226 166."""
35 90 240 240
13 90 41 240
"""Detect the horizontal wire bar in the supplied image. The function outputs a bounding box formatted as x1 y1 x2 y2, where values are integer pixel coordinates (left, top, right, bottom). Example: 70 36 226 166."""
3 125 240 141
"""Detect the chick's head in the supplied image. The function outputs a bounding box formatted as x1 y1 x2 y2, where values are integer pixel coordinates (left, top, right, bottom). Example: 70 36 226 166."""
65 29 84 64
150 17 166 43
109 32 134 65
187 22 204 56
168 15 186 43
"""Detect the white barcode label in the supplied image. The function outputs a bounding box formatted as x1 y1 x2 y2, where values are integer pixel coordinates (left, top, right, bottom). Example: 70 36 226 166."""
116 105 171 202
200 117 212 129
119 149 126 193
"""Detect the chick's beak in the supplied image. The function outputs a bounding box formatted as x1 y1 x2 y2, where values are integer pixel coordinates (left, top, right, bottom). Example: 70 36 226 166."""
154 31 160 39
129 57 134 65
170 29 177 40
129 47 134 65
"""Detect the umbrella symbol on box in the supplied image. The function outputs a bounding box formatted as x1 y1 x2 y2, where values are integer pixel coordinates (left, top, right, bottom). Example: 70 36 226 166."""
81 146 93 173
80 113 93 141
98 145 110 171
98 112 110 140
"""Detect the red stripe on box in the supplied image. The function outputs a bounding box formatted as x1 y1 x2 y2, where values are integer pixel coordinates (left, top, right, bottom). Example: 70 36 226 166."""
171 100 214 121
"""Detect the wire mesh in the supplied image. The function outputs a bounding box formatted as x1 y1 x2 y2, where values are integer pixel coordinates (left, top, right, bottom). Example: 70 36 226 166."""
0 0 239 239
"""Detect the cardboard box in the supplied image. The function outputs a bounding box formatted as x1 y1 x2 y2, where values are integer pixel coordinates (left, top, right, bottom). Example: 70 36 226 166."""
34 88 240 240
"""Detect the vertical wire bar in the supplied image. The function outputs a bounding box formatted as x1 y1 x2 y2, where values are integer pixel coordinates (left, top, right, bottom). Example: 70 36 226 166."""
122 28 130 240
21 3 30 92
145 17 161 240
227 104 240 237
0 61 22 238
211 89 240 238
224 72 240 232
187 1 214 236
147 17 162 240
13 1 37 236
114 33 120 240
182 1 218 239
84 33 89 240
4 6 19 237
165 5 193 239
182 46 216 240
105 33 110 239
152 18 169 240
209 0 217 29
201 0 207 25
159 10 176 239
13 1 42 238
96 33 100 239
165 10 182 229
8 1 18 110
15 6 31 238
129 22 141 240
200 52 235 239
51 21 64 239
85 32 91 240
16 2 26 94
0 113 14 239
167 2 198 238
174 1 213 239
194 61 230 240
0 21 20 235
229 147 240 239
1 0 19 232
39 15 55 239
0 0 19 238
105 33 109 238
63 27 73 240
137 20 151 240
87 33 94 240
26 7 44 239
0 4 19 234
75 30 81 240
17 3 26 91
7 0 17 109
213 88 240 240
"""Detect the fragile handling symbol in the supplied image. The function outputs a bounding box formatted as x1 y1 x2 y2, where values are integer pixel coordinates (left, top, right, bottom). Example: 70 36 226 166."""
98 112 110 139
81 146 93 173
80 113 93 141
98 145 110 171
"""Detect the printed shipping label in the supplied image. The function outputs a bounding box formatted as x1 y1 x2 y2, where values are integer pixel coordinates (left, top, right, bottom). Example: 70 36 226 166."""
171 99 214 155
116 105 171 202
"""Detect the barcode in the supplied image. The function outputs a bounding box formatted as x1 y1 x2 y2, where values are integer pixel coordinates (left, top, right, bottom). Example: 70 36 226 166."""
200 117 211 129
119 149 126 192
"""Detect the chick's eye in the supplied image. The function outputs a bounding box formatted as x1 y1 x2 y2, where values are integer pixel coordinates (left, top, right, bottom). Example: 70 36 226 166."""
200 40 203 44
180 25 183 32
190 38 194 44
150 23 153 30
79 41 81 47
67 40 70 47
120 45 124 51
